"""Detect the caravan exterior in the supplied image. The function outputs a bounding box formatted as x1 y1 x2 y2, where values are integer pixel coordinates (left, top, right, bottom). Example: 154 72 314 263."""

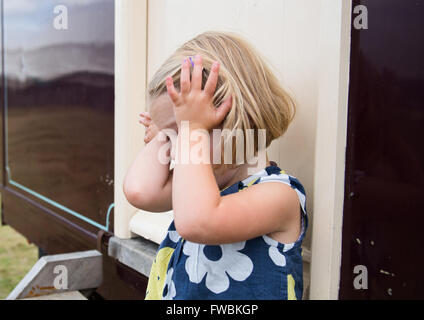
0 0 422 300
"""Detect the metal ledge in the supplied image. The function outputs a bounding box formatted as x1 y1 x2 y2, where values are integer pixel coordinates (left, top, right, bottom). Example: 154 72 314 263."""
107 236 311 275
108 236 158 277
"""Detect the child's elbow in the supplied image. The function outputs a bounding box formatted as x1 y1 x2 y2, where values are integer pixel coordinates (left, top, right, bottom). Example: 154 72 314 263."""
123 181 150 210
124 181 169 212
176 225 203 243
123 182 142 208
174 211 215 243
175 222 195 242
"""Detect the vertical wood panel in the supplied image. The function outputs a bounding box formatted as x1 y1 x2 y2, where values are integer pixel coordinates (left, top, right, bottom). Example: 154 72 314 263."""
114 0 148 238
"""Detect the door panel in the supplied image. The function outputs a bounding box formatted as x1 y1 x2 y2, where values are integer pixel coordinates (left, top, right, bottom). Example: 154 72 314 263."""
341 0 424 299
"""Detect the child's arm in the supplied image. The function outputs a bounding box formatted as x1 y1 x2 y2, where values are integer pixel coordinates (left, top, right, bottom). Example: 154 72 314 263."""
172 135 300 244
123 116 173 212
167 56 300 244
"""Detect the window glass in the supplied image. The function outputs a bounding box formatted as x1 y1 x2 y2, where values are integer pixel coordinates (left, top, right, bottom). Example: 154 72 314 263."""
3 0 115 231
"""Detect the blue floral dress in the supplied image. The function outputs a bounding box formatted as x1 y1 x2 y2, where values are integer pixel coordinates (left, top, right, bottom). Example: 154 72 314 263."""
145 165 308 300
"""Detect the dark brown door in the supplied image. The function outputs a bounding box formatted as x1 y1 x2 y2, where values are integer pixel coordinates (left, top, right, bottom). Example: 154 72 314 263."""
1 0 115 253
340 0 424 299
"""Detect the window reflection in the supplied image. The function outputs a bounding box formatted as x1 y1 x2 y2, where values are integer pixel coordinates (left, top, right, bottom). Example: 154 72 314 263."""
3 0 115 231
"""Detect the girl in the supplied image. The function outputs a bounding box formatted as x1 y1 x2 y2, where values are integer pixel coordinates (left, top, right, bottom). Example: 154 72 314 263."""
124 31 308 300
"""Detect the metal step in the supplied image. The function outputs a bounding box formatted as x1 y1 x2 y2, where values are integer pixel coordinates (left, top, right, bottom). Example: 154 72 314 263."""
6 250 102 300
21 291 87 300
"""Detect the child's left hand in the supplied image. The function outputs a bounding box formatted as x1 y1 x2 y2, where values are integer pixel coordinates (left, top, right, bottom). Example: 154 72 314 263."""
139 112 159 144
165 55 233 131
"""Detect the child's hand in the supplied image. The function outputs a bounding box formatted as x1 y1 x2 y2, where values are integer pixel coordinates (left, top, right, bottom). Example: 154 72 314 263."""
139 112 159 143
165 55 233 131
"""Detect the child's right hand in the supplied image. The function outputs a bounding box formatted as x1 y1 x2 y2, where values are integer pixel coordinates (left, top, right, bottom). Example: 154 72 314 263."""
139 112 159 143
125 111 174 212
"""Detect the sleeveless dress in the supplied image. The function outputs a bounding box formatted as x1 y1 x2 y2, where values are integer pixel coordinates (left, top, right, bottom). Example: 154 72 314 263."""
145 165 308 300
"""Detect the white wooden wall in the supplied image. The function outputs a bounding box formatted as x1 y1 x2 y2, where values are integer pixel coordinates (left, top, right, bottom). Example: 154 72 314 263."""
115 0 352 299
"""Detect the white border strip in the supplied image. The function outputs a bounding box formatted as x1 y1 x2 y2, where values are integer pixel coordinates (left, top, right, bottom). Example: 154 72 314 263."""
309 0 352 299
114 0 148 238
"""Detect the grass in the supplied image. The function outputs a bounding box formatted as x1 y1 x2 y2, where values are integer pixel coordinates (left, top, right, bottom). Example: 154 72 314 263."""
0 223 38 299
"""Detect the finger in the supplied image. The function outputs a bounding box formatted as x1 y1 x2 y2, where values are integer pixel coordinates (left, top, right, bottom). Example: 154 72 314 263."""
166 76 180 105
145 128 153 142
139 113 151 121
191 55 203 91
139 112 151 119
204 61 220 97
144 128 150 142
215 95 233 124
144 136 152 144
180 58 191 95
139 121 150 128
139 118 151 127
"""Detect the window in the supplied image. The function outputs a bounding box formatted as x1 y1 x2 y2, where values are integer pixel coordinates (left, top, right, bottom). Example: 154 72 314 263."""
3 0 115 233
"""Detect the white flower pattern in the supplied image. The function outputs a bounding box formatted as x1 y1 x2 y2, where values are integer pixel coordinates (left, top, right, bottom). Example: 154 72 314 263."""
262 235 287 267
168 230 180 243
183 241 254 294
162 267 176 300
145 166 307 299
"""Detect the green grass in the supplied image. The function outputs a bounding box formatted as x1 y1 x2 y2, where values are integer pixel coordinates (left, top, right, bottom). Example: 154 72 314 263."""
0 224 38 299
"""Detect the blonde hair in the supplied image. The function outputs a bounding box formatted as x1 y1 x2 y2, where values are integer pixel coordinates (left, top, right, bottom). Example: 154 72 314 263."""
147 31 296 167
